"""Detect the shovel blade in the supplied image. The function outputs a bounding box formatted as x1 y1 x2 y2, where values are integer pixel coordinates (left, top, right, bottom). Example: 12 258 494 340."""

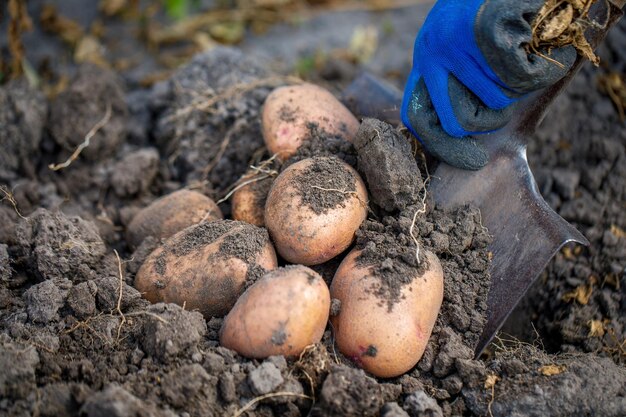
429 149 589 355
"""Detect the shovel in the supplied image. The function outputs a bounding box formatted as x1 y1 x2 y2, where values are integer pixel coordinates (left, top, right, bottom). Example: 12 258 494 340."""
342 0 625 356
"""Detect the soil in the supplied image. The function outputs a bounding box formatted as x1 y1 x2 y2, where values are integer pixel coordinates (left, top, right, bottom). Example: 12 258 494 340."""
152 219 272 284
0 4 625 417
292 157 357 215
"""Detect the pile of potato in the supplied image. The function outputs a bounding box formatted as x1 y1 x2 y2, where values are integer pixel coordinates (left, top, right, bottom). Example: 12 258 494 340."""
131 83 444 378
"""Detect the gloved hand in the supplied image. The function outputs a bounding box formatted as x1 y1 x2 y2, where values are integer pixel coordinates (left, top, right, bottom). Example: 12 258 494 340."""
401 0 577 170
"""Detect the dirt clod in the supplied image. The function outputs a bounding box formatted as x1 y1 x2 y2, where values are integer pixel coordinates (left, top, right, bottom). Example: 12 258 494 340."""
248 361 285 395
140 303 207 362
354 118 422 212
314 365 383 416
0 79 47 181
49 64 128 161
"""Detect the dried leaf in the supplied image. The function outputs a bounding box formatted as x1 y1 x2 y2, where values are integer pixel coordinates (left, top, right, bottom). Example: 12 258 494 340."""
99 0 128 16
40 4 84 45
540 4 574 41
567 0 587 11
8 0 32 78
598 73 626 121
588 320 606 337
603 273 620 290
539 364 566 376
349 25 379 64
562 282 593 304
208 21 245 45
572 25 600 66
610 224 626 239
531 0 601 66
484 374 500 389
74 35 109 68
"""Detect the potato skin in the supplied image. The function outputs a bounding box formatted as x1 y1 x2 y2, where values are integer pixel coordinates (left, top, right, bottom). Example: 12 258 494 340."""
220 265 330 358
264 158 368 265
330 249 444 378
134 221 277 318
262 83 359 159
231 175 273 227
127 190 222 248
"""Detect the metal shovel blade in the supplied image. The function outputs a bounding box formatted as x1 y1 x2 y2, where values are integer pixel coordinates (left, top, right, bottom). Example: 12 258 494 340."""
342 0 624 356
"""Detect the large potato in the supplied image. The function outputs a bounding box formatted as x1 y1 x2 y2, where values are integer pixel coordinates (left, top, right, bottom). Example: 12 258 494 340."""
127 190 222 248
262 83 359 159
330 249 444 378
135 220 277 318
265 157 368 265
220 265 330 358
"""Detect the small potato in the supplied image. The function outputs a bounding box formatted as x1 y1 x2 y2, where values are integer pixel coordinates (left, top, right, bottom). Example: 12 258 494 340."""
231 174 273 227
330 249 444 378
262 83 359 159
265 157 368 265
220 265 330 358
135 220 277 318
127 190 222 248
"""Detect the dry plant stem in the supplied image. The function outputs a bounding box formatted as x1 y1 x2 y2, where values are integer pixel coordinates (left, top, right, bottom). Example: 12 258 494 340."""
232 392 312 417
202 121 243 177
48 102 112 171
0 185 26 219
169 76 303 121
8 0 32 78
64 313 106 343
113 249 127 344
216 175 271 205
215 153 280 204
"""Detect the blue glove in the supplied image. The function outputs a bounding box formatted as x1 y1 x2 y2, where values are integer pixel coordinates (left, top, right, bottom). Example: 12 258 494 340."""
401 0 577 170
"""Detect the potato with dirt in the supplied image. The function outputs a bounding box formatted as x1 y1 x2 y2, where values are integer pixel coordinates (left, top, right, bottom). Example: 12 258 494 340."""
265 156 368 265
127 190 222 248
220 265 330 358
262 83 360 159
135 220 277 318
330 249 444 378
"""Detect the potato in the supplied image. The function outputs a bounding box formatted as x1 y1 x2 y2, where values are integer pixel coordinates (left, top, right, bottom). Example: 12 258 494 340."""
135 220 277 318
231 174 273 227
265 157 368 265
330 249 444 378
262 83 359 159
127 190 222 248
220 265 330 358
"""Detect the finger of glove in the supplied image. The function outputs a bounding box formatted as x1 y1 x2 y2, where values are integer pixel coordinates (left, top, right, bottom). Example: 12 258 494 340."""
403 77 488 170
423 64 472 138
475 0 577 93
446 51 517 110
448 74 515 132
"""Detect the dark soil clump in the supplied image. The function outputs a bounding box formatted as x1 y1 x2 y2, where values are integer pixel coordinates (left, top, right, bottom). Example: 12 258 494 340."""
354 118 422 212
153 47 275 194
293 157 357 215
0 79 47 182
48 64 128 161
